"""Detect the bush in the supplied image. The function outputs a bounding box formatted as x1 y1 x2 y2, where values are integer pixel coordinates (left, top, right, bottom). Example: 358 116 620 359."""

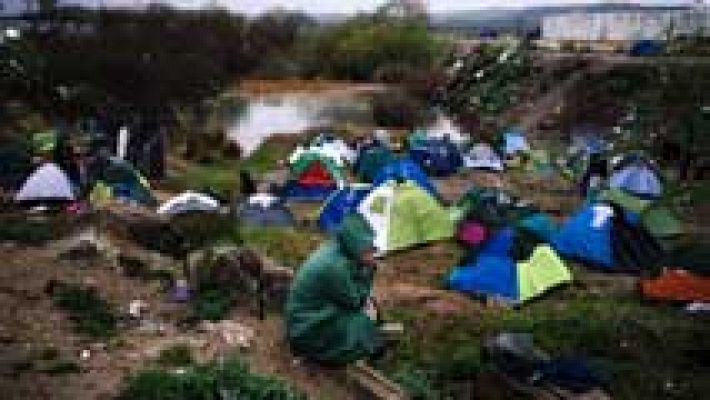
51 283 118 338
0 213 67 244
157 344 195 367
372 90 431 128
118 356 305 400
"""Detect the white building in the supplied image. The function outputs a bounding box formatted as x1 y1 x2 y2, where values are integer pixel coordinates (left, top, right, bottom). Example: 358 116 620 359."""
542 5 710 42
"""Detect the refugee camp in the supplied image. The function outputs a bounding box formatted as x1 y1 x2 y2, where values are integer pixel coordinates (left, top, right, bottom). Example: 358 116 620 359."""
1 0 709 399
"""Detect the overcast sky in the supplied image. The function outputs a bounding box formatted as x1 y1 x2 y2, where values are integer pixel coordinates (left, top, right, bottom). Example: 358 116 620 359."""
75 0 694 14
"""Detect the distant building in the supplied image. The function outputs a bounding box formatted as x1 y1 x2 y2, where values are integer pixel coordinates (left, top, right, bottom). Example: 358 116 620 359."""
542 4 710 43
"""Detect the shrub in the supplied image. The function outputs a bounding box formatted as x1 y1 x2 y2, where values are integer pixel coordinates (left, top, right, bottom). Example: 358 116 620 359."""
51 283 118 338
157 344 195 367
118 356 305 400
371 90 431 128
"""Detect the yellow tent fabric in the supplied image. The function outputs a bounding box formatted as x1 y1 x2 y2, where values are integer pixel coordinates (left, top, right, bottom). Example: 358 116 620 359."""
89 181 113 207
517 245 572 303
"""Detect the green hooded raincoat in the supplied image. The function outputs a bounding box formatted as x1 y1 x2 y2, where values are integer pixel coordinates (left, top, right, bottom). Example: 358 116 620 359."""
285 214 381 364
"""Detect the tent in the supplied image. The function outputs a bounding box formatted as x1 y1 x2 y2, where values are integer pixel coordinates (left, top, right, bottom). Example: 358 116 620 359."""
407 129 429 149
357 180 454 254
463 143 504 171
283 152 345 201
641 269 710 303
630 40 663 57
551 203 664 272
595 188 683 241
408 138 463 176
15 162 75 202
318 184 371 232
448 228 571 304
355 143 396 183
456 187 537 227
32 130 57 154
239 194 295 226
609 162 662 199
157 192 220 216
372 158 439 198
571 134 608 156
310 135 355 164
96 158 156 206
497 128 530 156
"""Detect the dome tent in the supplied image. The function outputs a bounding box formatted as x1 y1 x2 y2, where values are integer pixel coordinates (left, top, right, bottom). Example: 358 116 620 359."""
496 128 530 156
609 160 662 199
239 193 295 227
282 152 345 201
463 142 504 171
157 192 220 216
355 143 396 183
15 162 75 202
408 138 463 177
357 180 454 254
95 157 156 206
551 203 664 273
372 158 439 198
318 184 371 232
448 228 571 305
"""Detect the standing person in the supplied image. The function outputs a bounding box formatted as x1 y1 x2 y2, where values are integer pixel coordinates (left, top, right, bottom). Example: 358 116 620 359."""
285 213 383 365
580 153 608 198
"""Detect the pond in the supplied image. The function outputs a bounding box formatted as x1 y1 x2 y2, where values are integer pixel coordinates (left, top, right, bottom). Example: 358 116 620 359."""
225 84 467 155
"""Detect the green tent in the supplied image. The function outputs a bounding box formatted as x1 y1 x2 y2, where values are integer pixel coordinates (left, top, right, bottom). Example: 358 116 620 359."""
456 187 536 227
32 130 57 154
289 151 345 184
517 245 573 303
596 188 683 240
356 146 396 183
96 158 156 206
358 180 454 254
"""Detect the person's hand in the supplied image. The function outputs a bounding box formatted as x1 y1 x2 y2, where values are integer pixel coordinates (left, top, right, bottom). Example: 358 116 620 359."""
364 297 378 321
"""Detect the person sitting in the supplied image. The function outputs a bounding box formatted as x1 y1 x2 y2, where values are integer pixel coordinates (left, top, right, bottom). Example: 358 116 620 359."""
285 213 383 365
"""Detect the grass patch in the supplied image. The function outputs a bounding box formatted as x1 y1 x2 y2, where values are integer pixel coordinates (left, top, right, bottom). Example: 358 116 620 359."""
51 283 118 338
0 213 69 244
118 355 305 400
240 226 323 268
38 360 82 375
382 292 710 400
156 344 195 367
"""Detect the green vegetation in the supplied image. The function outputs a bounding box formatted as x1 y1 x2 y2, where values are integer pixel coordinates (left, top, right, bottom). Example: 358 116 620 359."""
0 213 71 244
381 290 710 399
240 226 323 268
156 344 195 367
118 356 305 400
52 283 118 338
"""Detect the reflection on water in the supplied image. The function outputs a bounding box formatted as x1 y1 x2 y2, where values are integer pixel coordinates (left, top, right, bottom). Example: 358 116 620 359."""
226 87 467 155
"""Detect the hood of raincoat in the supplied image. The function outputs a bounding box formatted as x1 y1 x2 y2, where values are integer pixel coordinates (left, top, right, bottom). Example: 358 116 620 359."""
335 213 375 260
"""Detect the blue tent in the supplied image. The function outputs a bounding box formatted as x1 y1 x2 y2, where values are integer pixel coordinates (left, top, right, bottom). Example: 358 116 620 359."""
408 139 463 177
630 40 663 57
552 205 615 268
239 201 295 226
280 181 335 202
318 184 371 232
499 129 530 155
448 228 571 304
609 164 662 199
372 158 439 198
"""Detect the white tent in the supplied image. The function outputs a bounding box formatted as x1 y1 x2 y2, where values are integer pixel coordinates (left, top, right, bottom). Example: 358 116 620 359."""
464 143 504 171
157 191 220 215
15 163 75 202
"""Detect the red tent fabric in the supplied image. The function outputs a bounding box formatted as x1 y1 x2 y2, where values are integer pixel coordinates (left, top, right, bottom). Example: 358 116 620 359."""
298 161 336 187
641 268 710 302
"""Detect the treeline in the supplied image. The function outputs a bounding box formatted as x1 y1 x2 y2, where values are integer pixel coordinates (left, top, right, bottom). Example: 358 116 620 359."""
2 5 448 125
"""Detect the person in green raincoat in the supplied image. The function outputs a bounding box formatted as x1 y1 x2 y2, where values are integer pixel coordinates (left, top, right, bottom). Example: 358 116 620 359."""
285 213 382 365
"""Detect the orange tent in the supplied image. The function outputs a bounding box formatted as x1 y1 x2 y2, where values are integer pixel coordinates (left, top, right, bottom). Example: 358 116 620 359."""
641 269 710 302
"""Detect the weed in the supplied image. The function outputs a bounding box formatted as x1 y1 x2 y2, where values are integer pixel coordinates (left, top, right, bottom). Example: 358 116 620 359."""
39 360 81 375
51 283 118 338
156 344 194 367
118 356 305 400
